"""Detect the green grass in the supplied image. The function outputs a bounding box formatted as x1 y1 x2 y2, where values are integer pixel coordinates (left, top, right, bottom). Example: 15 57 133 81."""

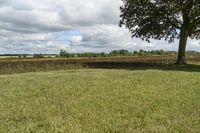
0 68 200 133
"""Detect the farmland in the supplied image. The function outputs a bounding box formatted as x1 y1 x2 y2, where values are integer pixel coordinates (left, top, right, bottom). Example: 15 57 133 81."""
0 55 200 74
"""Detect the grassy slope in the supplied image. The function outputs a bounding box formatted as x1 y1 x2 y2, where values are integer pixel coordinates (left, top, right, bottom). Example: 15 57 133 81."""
0 68 200 133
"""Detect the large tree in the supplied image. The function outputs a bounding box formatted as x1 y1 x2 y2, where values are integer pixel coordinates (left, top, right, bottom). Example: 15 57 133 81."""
119 0 200 64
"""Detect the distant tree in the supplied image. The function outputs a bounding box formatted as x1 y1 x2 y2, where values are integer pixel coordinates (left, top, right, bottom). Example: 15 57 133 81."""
109 49 130 56
120 0 200 64
22 54 27 58
119 49 129 55
33 54 44 58
138 49 145 56
110 50 120 56
100 52 107 57
60 49 71 58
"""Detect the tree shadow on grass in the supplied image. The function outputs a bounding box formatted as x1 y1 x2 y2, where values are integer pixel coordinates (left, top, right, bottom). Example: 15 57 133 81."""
85 62 200 73
128 63 200 73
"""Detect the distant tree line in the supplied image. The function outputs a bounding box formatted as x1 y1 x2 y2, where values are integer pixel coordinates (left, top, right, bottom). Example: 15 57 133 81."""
0 50 199 59
57 49 200 58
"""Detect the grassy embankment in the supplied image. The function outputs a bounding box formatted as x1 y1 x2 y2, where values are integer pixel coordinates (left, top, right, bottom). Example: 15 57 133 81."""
0 66 200 132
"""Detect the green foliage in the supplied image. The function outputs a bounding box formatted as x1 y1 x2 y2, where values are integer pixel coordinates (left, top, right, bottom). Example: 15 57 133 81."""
120 0 200 42
1 50 199 60
59 49 73 58
58 49 170 58
33 54 45 58
109 49 129 56
22 54 27 58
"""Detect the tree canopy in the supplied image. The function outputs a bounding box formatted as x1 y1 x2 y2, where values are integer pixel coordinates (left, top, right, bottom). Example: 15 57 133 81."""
119 0 200 64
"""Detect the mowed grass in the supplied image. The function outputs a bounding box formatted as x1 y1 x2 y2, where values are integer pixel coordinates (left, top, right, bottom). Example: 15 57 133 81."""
0 68 200 133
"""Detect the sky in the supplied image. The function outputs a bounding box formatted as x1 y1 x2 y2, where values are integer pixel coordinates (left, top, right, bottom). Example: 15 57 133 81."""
0 0 199 54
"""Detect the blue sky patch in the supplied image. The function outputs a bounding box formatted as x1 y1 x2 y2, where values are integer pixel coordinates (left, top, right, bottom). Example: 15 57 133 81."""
54 30 81 44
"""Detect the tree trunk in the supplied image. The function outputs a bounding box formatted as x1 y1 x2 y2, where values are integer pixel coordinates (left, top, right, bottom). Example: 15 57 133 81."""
176 29 189 65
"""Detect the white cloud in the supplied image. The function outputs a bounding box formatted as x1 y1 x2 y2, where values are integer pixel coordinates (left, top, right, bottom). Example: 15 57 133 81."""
0 0 199 54
71 36 82 46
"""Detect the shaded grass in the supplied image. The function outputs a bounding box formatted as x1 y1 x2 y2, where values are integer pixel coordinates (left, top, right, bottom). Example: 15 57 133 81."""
0 68 200 132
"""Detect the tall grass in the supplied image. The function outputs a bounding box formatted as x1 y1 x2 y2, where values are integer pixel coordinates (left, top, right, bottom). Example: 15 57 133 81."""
0 56 187 74
0 56 200 74
0 60 83 74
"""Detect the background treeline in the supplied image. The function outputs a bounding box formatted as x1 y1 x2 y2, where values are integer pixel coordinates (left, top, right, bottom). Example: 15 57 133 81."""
58 49 200 58
0 54 57 59
0 49 200 59
58 49 168 58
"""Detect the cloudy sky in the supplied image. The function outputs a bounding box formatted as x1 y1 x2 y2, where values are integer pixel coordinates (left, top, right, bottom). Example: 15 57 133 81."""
0 0 199 54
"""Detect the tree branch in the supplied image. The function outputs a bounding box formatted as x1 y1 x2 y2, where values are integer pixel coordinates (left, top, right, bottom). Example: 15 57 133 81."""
193 29 200 34
166 17 182 30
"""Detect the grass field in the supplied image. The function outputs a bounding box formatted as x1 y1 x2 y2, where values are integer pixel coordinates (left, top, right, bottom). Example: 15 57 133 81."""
0 66 200 132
